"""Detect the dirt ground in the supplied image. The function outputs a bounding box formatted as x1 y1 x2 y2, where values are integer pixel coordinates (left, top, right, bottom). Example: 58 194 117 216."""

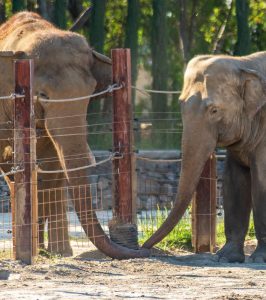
0 241 265 300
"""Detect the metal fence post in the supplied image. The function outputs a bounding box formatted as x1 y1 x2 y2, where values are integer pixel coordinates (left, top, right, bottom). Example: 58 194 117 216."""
109 48 138 249
192 154 217 253
14 59 38 264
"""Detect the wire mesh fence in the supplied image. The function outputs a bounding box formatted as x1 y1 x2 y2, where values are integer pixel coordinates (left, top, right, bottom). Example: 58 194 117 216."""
0 51 234 263
0 105 229 259
0 191 13 258
0 139 230 259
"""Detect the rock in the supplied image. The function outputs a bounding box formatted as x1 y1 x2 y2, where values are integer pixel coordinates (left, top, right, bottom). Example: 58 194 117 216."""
0 270 20 280
101 193 112 209
146 172 162 180
160 183 176 196
159 195 172 207
165 172 177 182
98 177 110 191
146 195 158 209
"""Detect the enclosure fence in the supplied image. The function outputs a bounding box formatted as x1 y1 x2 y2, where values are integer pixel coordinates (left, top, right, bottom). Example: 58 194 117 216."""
0 49 220 264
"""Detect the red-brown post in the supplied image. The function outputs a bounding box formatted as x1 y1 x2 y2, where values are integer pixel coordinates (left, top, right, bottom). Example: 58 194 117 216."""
14 59 38 264
109 49 138 249
192 154 217 253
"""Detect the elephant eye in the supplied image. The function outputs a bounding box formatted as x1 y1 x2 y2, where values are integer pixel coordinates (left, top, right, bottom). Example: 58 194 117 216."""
38 91 49 99
210 106 218 114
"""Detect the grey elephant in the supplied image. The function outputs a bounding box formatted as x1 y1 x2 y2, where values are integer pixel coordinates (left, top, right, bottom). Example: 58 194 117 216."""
0 12 148 259
142 52 266 263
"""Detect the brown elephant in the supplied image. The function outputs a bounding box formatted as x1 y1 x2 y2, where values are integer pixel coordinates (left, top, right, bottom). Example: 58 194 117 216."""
0 12 149 259
143 52 266 263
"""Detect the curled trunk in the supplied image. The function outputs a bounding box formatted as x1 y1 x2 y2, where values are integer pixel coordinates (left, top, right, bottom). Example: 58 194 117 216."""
142 132 216 249
45 117 150 259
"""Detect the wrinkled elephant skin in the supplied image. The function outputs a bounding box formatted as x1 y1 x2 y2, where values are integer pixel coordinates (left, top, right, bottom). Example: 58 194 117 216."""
143 52 266 263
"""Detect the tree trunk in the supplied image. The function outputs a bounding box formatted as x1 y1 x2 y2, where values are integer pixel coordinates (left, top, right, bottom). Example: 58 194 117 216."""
27 0 36 11
234 0 251 56
12 0 26 12
0 0 6 24
212 2 233 54
87 0 107 148
37 0 49 20
89 0 106 53
68 0 83 20
151 0 168 147
54 0 67 29
177 0 198 66
125 0 139 106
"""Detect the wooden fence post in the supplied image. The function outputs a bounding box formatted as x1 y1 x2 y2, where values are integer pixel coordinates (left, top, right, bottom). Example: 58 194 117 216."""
109 48 138 249
14 59 38 264
192 154 217 253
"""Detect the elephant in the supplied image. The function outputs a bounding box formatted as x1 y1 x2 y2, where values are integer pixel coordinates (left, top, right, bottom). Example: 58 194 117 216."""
142 52 266 263
0 12 149 259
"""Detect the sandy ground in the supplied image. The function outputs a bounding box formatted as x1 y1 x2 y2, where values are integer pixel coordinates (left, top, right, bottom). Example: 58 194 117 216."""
0 241 265 300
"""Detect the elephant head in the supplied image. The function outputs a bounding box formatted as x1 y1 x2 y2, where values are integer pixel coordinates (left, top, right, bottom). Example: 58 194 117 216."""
0 12 149 259
142 53 266 248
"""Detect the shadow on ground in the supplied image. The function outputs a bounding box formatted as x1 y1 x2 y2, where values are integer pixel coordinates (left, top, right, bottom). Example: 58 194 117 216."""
74 240 266 271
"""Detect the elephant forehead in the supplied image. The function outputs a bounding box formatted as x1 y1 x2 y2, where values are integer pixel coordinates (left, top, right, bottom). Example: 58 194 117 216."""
181 94 206 116
204 73 235 97
194 65 238 98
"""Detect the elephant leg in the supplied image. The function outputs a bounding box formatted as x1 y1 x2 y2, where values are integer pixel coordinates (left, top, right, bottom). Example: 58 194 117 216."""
37 139 73 257
249 158 266 263
46 187 73 257
216 153 251 263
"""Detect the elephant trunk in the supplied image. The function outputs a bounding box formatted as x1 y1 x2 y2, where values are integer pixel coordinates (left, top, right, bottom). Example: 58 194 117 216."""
142 133 217 249
68 169 150 259
45 118 149 259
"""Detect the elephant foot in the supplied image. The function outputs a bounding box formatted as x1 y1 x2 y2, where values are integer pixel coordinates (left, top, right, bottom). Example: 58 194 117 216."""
216 241 245 263
249 243 266 263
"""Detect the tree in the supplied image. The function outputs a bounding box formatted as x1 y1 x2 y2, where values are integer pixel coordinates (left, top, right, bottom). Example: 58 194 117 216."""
37 0 49 20
234 0 251 55
27 0 36 11
12 0 26 13
89 0 106 53
0 0 6 23
177 0 198 66
68 0 83 21
54 0 67 29
125 0 139 104
87 1 107 149
151 0 168 146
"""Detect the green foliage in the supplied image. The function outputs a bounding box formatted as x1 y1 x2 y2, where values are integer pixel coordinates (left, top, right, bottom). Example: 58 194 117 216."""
139 207 256 251
138 206 192 251
54 0 67 29
12 0 26 12
39 248 62 259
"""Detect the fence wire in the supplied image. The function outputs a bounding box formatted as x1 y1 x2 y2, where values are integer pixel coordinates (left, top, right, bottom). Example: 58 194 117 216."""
0 84 231 259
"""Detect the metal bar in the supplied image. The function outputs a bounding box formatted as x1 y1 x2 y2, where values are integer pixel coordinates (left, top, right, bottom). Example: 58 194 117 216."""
192 154 217 253
14 59 37 264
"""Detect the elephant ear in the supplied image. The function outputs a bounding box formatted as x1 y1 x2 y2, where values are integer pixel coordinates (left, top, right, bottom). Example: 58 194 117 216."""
91 50 112 93
239 67 266 119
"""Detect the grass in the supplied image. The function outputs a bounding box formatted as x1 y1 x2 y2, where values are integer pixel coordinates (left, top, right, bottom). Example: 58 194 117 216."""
0 249 12 260
138 207 256 251
138 206 192 251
